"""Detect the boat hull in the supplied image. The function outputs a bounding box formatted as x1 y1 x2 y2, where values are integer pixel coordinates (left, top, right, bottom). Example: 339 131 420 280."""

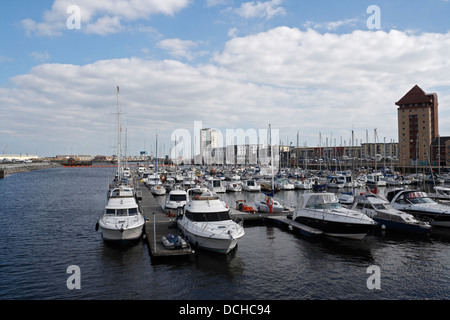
178 225 239 254
372 217 431 234
399 209 450 227
100 224 144 241
294 217 373 240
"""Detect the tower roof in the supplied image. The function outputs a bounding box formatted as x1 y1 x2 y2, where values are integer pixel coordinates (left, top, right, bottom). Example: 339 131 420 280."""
395 85 433 106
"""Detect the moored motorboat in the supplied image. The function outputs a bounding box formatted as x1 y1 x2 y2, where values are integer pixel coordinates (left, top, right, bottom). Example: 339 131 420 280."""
428 186 450 202
275 178 295 190
226 180 242 192
352 193 431 234
97 86 145 242
366 172 387 186
98 186 145 241
292 193 375 240
242 179 261 192
207 178 226 193
326 175 345 189
294 178 313 190
164 188 187 213
151 182 166 196
177 188 245 254
386 189 450 227
255 196 285 213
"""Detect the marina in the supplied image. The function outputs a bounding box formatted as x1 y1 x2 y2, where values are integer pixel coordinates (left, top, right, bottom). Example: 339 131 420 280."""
2 1 450 310
1 164 450 301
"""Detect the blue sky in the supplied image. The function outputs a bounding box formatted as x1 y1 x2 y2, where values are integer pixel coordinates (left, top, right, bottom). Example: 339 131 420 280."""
1 0 450 158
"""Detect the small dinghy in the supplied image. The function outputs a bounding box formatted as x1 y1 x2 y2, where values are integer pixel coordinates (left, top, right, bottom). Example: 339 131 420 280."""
161 234 188 249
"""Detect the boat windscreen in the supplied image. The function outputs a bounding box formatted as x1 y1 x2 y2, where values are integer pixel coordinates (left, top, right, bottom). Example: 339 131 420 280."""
305 194 341 209
170 194 187 201
186 210 231 222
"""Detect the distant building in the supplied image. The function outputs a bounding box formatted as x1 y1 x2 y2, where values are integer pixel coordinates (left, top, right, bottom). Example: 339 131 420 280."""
431 136 450 167
395 85 440 167
1 154 38 162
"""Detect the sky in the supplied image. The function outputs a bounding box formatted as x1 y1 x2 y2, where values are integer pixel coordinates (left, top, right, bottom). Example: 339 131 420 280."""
1 0 450 159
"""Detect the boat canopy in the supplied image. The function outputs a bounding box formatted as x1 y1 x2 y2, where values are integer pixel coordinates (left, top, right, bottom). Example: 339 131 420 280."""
109 187 134 198
298 193 341 209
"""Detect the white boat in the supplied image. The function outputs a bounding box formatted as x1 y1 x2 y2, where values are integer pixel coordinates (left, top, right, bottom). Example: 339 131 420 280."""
326 175 345 189
164 177 176 191
164 188 187 212
98 186 145 241
342 174 357 188
122 167 131 178
428 186 450 202
384 175 405 186
338 193 354 205
182 176 196 189
226 181 242 192
366 172 387 186
386 189 450 227
97 86 145 241
352 193 431 234
177 188 245 254
275 178 295 190
292 193 375 240
242 179 261 192
151 182 166 196
294 178 313 190
207 178 226 193
255 196 285 213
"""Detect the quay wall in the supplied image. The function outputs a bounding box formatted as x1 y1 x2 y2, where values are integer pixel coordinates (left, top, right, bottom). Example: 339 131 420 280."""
0 162 62 178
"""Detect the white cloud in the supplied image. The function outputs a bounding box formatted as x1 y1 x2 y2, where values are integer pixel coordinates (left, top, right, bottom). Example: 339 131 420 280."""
228 27 239 38
21 0 191 36
2 27 450 156
303 18 359 31
205 0 231 7
157 39 203 61
29 51 51 62
235 0 286 20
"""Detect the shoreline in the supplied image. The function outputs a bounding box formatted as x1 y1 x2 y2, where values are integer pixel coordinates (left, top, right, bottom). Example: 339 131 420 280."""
0 162 62 178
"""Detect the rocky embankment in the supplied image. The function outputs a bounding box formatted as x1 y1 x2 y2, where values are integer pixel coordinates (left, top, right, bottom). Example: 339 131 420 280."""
0 162 62 178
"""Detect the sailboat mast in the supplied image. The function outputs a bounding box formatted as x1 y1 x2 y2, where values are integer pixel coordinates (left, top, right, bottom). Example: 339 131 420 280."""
269 123 274 191
116 86 122 180
155 134 158 183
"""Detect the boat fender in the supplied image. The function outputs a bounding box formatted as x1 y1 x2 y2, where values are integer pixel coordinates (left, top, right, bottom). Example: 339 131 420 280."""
95 222 99 231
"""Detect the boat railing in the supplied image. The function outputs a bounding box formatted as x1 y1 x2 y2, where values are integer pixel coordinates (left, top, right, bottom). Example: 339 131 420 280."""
302 208 370 223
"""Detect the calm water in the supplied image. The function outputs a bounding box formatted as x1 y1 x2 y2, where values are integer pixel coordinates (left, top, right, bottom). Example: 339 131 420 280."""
1 166 450 301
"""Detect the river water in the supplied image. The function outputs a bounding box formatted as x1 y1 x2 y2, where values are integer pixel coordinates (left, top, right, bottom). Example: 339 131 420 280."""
1 166 450 302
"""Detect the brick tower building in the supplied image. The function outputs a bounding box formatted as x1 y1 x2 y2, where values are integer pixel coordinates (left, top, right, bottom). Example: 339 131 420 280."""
395 85 439 168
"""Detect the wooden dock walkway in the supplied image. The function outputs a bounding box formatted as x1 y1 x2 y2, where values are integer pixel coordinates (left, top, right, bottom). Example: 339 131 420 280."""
265 215 323 237
138 181 195 259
